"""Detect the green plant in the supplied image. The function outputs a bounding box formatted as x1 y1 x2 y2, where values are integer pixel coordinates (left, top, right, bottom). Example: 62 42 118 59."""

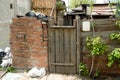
116 20 120 29
107 1 120 68
93 70 100 78
0 66 17 73
86 37 108 56
79 62 89 76
69 0 81 9
107 48 120 67
6 66 17 73
86 36 108 76
109 32 120 40
56 1 66 11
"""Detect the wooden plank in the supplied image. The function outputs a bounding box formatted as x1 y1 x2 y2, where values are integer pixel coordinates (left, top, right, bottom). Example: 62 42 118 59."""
70 28 77 73
82 45 120 53
58 28 65 73
81 37 120 46
93 19 115 25
81 31 120 37
49 29 56 73
55 29 61 73
50 26 75 28
48 19 55 73
55 19 65 73
51 63 75 66
76 15 81 74
95 24 116 27
95 26 119 31
81 19 115 25
64 29 71 74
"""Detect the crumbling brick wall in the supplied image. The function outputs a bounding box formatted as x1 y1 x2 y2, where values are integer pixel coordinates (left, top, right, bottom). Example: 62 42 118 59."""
10 17 48 69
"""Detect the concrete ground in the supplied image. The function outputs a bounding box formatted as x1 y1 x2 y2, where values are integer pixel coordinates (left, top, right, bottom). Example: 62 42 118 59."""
0 72 83 80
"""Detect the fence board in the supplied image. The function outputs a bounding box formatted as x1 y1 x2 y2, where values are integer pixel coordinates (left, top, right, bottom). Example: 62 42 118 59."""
48 18 120 75
49 23 77 73
70 28 77 73
76 16 81 74
64 29 71 74
55 29 60 73
80 19 120 75
48 19 55 73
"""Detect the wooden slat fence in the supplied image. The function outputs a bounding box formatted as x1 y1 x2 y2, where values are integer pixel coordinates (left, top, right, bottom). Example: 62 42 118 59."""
48 19 79 74
80 19 120 74
48 17 120 74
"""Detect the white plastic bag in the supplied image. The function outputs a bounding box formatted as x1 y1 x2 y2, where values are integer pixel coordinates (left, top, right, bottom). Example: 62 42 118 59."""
1 47 12 68
0 49 3 52
27 67 46 78
4 47 12 59
27 67 41 78
38 67 46 78
1 59 9 67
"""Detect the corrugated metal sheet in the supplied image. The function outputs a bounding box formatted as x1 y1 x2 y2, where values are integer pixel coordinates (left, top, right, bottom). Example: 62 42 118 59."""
87 4 116 16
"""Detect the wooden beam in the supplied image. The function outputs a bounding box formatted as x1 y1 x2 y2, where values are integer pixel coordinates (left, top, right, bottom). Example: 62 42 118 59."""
76 15 81 74
51 63 75 66
50 26 75 28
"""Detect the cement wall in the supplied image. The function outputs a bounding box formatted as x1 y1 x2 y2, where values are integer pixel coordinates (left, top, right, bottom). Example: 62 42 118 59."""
0 0 12 49
0 0 12 22
0 0 31 49
16 0 32 16
0 23 10 49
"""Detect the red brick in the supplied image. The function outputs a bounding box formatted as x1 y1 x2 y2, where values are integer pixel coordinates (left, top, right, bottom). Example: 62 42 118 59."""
10 17 48 69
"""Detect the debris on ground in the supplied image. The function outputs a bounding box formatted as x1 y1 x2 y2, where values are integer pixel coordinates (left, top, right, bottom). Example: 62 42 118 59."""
0 47 12 68
27 67 46 78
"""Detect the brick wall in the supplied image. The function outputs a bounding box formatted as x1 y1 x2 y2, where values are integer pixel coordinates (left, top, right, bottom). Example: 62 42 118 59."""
10 17 48 69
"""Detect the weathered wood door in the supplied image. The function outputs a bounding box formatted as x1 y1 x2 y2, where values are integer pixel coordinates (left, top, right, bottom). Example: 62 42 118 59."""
48 19 78 74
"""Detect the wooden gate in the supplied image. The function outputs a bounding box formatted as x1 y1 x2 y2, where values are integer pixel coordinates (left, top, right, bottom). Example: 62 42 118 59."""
48 17 80 74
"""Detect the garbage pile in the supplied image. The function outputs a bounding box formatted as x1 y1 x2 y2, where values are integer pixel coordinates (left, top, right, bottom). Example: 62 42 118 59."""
1 67 46 80
0 47 12 68
1 65 81 80
25 11 48 23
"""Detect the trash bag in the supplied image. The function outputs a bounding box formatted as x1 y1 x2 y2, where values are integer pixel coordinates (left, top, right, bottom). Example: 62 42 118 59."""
36 14 44 20
0 47 12 68
36 14 48 22
0 52 6 64
25 12 36 18
1 58 12 68
3 47 12 59
27 67 46 78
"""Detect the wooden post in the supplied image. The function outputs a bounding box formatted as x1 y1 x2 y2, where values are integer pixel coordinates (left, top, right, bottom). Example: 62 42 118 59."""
76 15 81 74
58 18 64 26
48 19 55 73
